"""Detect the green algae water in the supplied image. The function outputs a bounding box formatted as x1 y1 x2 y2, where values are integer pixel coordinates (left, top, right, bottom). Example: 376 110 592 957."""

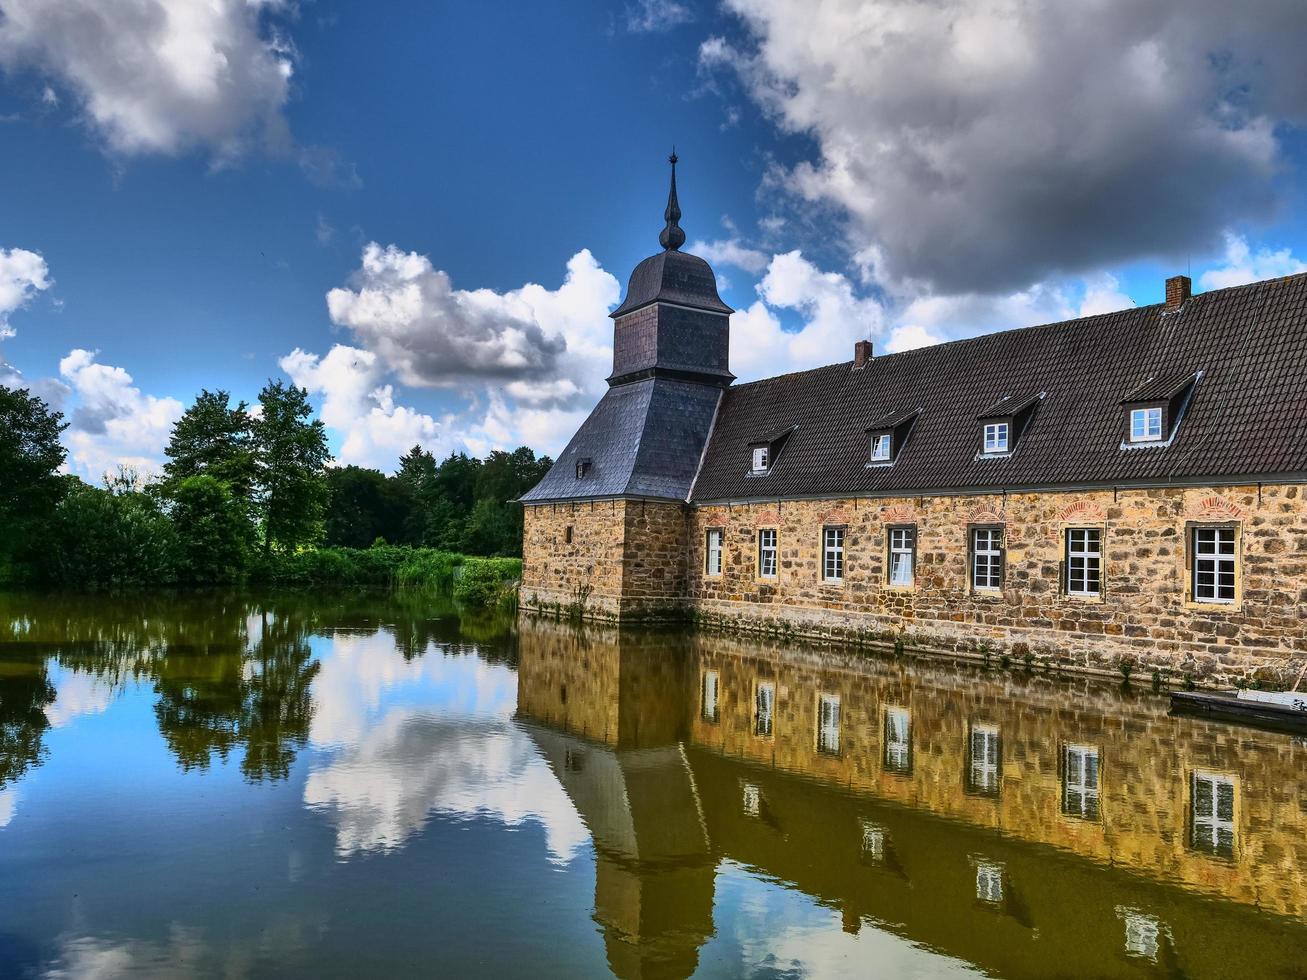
0 591 1303 978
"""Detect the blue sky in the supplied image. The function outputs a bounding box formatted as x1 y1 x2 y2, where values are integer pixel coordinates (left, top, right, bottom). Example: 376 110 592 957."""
2 0 1307 478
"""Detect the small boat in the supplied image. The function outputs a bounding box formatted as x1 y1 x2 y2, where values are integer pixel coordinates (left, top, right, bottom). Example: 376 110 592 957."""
1170 688 1307 734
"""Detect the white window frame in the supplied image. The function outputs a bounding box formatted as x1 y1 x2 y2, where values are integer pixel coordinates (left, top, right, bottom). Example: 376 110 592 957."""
971 527 1004 591
870 432 892 462
884 706 911 774
822 526 845 583
817 693 841 755
969 723 1000 796
757 528 778 579
1130 406 1164 442
1192 526 1237 604
1062 744 1100 819
751 445 769 474
982 421 1009 454
705 528 723 576
888 526 915 588
701 670 720 723
1065 527 1102 597
1191 771 1236 856
754 681 775 738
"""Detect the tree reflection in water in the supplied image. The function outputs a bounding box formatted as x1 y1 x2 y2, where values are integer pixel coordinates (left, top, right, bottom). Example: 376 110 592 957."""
0 661 56 788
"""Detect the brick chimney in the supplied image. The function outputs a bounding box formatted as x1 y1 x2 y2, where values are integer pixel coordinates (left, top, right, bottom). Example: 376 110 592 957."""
1165 275 1192 311
853 339 873 369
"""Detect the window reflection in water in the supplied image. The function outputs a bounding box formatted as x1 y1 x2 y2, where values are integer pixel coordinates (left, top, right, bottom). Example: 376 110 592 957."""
974 859 1004 904
883 706 911 775
701 670 720 723
1062 744 1100 820
860 819 886 865
816 693 841 755
742 782 761 819
967 724 1000 796
1117 906 1168 962
1191 771 1237 857
754 682 774 738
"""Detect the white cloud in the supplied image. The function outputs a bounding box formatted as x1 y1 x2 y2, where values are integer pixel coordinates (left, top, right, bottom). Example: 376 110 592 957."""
45 666 116 728
1198 232 1307 290
280 344 450 470
689 237 769 275
703 0 1307 293
626 0 694 33
296 245 620 463
0 246 51 335
0 787 18 829
59 348 183 481
0 0 294 159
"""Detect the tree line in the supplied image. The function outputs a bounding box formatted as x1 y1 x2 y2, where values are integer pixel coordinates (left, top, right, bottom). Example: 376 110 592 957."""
0 382 550 589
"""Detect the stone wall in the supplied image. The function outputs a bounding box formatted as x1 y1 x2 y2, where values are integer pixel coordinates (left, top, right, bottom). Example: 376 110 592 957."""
687 485 1307 685
522 499 689 620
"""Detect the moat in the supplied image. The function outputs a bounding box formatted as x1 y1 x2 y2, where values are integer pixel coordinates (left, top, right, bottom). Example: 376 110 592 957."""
0 591 1303 978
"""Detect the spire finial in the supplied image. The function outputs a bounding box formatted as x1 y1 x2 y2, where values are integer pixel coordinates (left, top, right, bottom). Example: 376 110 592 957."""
659 149 685 251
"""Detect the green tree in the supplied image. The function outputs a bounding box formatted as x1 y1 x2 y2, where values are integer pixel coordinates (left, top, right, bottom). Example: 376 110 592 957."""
43 481 179 589
324 465 415 548
253 380 329 553
170 475 257 583
162 389 257 503
0 385 68 580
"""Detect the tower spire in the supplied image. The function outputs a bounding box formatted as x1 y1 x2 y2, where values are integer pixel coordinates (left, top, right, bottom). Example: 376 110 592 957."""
659 149 685 251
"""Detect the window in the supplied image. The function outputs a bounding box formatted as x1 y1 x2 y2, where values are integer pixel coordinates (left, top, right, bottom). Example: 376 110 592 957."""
701 670 720 723
1065 528 1102 597
860 820 887 864
822 526 845 583
870 432 892 462
1062 744 1100 819
754 682 775 737
757 528 778 579
564 525 574 545
575 457 591 479
975 861 1004 904
888 526 915 587
751 445 769 474
1192 526 1237 603
1130 406 1163 442
1120 910 1165 962
1191 771 1236 857
742 782 762 819
971 527 1004 591
968 724 1000 797
817 693 841 755
705 528 723 576
884 707 912 775
982 421 1009 454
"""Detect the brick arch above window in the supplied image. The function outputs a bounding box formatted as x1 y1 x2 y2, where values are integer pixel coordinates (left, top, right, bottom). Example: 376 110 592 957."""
1188 494 1244 520
1058 500 1107 522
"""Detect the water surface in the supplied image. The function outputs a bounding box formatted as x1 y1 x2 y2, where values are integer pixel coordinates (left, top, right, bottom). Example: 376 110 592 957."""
0 591 1303 978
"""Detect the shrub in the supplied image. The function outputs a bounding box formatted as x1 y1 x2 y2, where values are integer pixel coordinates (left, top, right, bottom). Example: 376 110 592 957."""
453 557 522 608
168 476 256 584
42 483 178 589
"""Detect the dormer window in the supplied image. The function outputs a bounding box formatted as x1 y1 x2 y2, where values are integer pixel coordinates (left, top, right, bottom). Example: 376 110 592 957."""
983 422 1009 455
1121 371 1200 448
976 393 1043 459
575 457 592 479
1130 407 1163 442
746 425 796 477
870 432 892 462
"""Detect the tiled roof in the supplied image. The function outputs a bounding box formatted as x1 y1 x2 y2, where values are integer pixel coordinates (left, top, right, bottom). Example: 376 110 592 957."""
519 377 721 503
690 273 1307 502
1122 370 1199 404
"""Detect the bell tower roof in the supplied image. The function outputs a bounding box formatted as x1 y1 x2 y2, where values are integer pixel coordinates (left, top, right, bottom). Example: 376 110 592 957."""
611 153 733 319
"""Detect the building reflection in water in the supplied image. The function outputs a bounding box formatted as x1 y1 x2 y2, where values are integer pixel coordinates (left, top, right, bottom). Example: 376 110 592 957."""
516 619 1307 980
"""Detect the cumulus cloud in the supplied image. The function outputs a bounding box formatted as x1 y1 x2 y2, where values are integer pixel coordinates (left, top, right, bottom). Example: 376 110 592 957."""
626 0 694 33
703 0 1307 293
689 237 770 275
280 344 450 470
1198 232 1307 290
58 349 183 481
0 0 295 159
294 245 619 463
0 246 51 335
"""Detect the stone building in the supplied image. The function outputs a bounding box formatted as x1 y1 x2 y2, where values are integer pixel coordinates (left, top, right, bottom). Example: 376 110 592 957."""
519 157 1307 684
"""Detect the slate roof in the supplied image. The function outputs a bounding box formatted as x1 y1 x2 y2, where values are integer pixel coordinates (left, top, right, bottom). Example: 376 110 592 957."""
690 273 1307 502
610 250 733 318
518 377 722 503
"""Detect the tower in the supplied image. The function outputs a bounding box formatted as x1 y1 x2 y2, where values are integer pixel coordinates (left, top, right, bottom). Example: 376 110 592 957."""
519 154 732 621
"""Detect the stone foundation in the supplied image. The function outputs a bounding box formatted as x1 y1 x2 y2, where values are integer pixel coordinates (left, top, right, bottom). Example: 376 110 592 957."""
524 484 1307 685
